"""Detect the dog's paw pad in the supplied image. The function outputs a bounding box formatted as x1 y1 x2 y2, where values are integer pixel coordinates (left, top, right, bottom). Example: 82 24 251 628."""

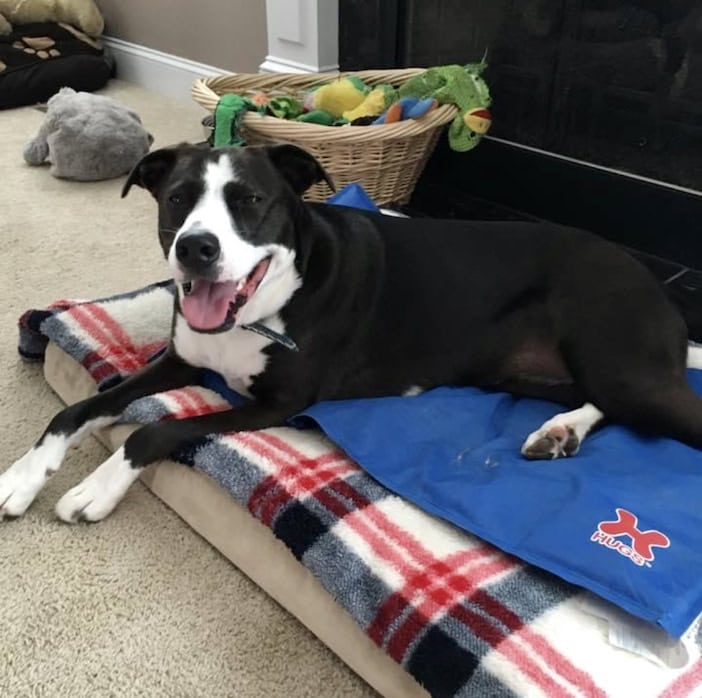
521 425 580 460
521 434 561 460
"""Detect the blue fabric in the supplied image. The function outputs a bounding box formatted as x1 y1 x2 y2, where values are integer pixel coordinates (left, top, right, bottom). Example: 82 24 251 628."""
294 371 702 638
201 369 250 407
327 182 379 211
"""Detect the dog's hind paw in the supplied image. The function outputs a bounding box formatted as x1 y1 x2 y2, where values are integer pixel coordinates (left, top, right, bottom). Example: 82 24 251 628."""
521 403 604 460
521 424 580 460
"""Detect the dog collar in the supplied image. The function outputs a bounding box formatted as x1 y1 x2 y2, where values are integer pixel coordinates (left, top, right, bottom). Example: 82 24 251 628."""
241 321 299 352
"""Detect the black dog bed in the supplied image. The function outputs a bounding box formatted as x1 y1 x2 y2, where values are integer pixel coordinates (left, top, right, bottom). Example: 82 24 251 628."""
0 22 112 109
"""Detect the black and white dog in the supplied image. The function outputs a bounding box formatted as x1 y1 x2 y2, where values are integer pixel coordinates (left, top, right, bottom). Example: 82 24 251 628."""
3 143 702 523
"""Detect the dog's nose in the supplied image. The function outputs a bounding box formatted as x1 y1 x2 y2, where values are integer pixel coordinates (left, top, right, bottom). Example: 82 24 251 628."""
175 231 221 271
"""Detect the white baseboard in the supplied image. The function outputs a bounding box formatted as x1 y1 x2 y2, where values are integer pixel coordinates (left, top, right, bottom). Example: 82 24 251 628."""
102 36 229 101
259 55 338 74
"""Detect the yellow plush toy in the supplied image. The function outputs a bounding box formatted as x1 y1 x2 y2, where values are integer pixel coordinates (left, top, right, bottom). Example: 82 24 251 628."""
307 76 369 119
342 84 396 122
0 0 104 37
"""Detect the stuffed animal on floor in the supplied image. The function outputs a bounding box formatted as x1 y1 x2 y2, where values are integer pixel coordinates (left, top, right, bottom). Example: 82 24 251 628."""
0 0 104 36
23 87 153 181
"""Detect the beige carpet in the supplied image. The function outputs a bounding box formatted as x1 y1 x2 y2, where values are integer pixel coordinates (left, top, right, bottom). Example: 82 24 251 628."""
0 81 376 698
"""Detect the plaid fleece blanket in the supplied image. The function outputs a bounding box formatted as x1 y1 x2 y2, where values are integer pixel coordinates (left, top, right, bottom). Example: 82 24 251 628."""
18 282 702 698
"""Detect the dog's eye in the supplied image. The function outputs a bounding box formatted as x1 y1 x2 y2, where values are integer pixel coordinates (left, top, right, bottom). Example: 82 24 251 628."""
168 193 184 205
241 194 262 205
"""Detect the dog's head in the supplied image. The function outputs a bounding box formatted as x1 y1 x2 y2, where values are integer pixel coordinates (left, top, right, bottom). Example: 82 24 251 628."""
122 143 334 333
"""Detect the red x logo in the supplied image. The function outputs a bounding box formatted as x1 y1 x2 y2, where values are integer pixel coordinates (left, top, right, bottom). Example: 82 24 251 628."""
598 508 670 561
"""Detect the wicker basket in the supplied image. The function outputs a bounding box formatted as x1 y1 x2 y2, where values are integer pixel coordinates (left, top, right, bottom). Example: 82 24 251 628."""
191 69 457 205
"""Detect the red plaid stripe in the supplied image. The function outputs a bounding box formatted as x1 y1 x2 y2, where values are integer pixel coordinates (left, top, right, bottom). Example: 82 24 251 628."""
370 549 514 653
68 303 166 380
69 304 142 373
467 592 608 698
242 432 357 526
163 386 230 420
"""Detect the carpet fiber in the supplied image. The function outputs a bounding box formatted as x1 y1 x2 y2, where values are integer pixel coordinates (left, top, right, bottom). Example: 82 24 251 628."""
0 81 375 698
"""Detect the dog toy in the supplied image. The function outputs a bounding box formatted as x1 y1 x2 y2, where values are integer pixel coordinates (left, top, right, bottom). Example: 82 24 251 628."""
212 93 267 147
305 76 369 118
399 61 492 151
0 0 104 36
372 96 437 125
267 96 303 120
214 94 309 146
23 87 152 181
295 109 337 126
342 84 396 121
213 94 251 146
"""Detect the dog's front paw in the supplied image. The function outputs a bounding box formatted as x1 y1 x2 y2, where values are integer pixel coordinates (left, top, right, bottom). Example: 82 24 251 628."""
0 450 53 519
55 447 140 523
521 424 580 460
55 480 116 523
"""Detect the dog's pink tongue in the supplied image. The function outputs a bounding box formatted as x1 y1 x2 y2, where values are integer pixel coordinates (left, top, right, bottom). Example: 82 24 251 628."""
181 281 237 330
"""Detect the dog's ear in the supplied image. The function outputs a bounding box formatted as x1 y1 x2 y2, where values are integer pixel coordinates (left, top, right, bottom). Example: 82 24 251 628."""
266 144 335 195
121 146 181 198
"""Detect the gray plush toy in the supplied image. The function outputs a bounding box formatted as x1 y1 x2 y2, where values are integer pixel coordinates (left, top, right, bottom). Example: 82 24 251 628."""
23 87 153 181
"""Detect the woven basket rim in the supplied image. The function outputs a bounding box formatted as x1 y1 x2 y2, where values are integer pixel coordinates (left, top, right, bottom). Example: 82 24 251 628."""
192 68 459 139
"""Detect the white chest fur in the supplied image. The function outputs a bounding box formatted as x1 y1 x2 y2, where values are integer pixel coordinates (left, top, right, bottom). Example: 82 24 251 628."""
173 315 283 397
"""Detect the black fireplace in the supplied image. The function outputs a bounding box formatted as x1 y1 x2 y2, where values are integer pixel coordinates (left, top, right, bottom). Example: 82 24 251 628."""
339 1 702 317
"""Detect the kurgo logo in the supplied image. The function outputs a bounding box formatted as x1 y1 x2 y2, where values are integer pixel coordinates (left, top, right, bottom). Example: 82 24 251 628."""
591 508 670 567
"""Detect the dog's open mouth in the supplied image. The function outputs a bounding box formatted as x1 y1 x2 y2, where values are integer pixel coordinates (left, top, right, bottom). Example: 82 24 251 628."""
180 256 271 332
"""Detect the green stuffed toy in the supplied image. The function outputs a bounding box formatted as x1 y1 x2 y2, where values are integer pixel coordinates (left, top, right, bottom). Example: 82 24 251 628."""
212 94 258 147
399 61 492 152
296 110 337 126
268 96 303 120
